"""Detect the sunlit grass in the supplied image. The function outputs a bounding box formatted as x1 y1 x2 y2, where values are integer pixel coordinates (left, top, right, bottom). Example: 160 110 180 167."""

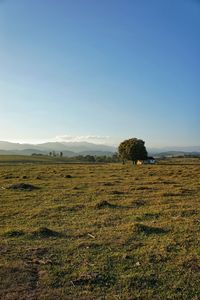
0 157 200 299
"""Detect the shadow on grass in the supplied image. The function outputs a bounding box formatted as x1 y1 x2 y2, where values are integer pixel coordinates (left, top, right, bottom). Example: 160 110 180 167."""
135 213 160 221
63 174 72 178
95 200 118 209
110 190 125 195
133 223 168 235
4 227 67 239
7 183 39 191
4 230 25 238
128 273 159 289
72 272 115 287
95 200 142 210
31 227 64 238
132 199 146 208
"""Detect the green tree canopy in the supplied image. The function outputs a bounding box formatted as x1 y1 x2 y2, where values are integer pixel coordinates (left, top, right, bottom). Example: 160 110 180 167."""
118 138 148 164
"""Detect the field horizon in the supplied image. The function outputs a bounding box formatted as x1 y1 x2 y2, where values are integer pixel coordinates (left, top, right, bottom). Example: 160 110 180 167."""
0 140 200 160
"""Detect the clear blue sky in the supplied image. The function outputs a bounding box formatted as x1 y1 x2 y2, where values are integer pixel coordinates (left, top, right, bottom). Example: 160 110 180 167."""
0 0 199 147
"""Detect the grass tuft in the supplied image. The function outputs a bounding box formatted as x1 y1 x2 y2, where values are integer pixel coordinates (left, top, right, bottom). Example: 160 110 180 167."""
31 227 62 238
7 183 39 191
95 200 117 209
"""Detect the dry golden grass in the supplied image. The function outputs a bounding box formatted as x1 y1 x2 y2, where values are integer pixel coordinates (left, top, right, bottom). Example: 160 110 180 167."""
0 157 200 299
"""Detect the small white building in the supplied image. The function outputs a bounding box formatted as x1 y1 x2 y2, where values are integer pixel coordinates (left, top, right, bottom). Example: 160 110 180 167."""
137 157 156 165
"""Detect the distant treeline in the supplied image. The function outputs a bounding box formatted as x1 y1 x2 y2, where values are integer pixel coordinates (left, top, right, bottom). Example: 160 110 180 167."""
31 153 120 163
31 151 200 163
157 154 200 159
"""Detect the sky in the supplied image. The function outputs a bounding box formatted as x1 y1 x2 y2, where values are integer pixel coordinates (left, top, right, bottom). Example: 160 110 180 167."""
0 0 199 147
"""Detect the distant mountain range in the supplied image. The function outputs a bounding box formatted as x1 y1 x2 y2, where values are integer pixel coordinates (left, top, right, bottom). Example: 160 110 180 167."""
0 141 199 157
148 146 200 154
0 141 116 156
148 146 200 157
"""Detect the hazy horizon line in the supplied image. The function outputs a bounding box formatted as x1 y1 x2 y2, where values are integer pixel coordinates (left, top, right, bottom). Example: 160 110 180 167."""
0 138 200 150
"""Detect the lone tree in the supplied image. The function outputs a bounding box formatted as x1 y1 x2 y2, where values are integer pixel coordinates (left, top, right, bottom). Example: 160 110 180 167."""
118 138 148 164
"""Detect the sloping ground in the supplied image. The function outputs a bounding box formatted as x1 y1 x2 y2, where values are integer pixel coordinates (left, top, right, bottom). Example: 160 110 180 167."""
0 155 70 164
0 159 200 299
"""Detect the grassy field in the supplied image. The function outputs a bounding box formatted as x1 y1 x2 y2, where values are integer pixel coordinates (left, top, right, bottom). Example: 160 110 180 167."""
0 155 74 164
0 156 200 299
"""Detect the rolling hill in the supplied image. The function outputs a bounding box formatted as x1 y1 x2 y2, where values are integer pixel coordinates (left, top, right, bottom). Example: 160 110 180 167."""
0 141 116 156
0 141 199 157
